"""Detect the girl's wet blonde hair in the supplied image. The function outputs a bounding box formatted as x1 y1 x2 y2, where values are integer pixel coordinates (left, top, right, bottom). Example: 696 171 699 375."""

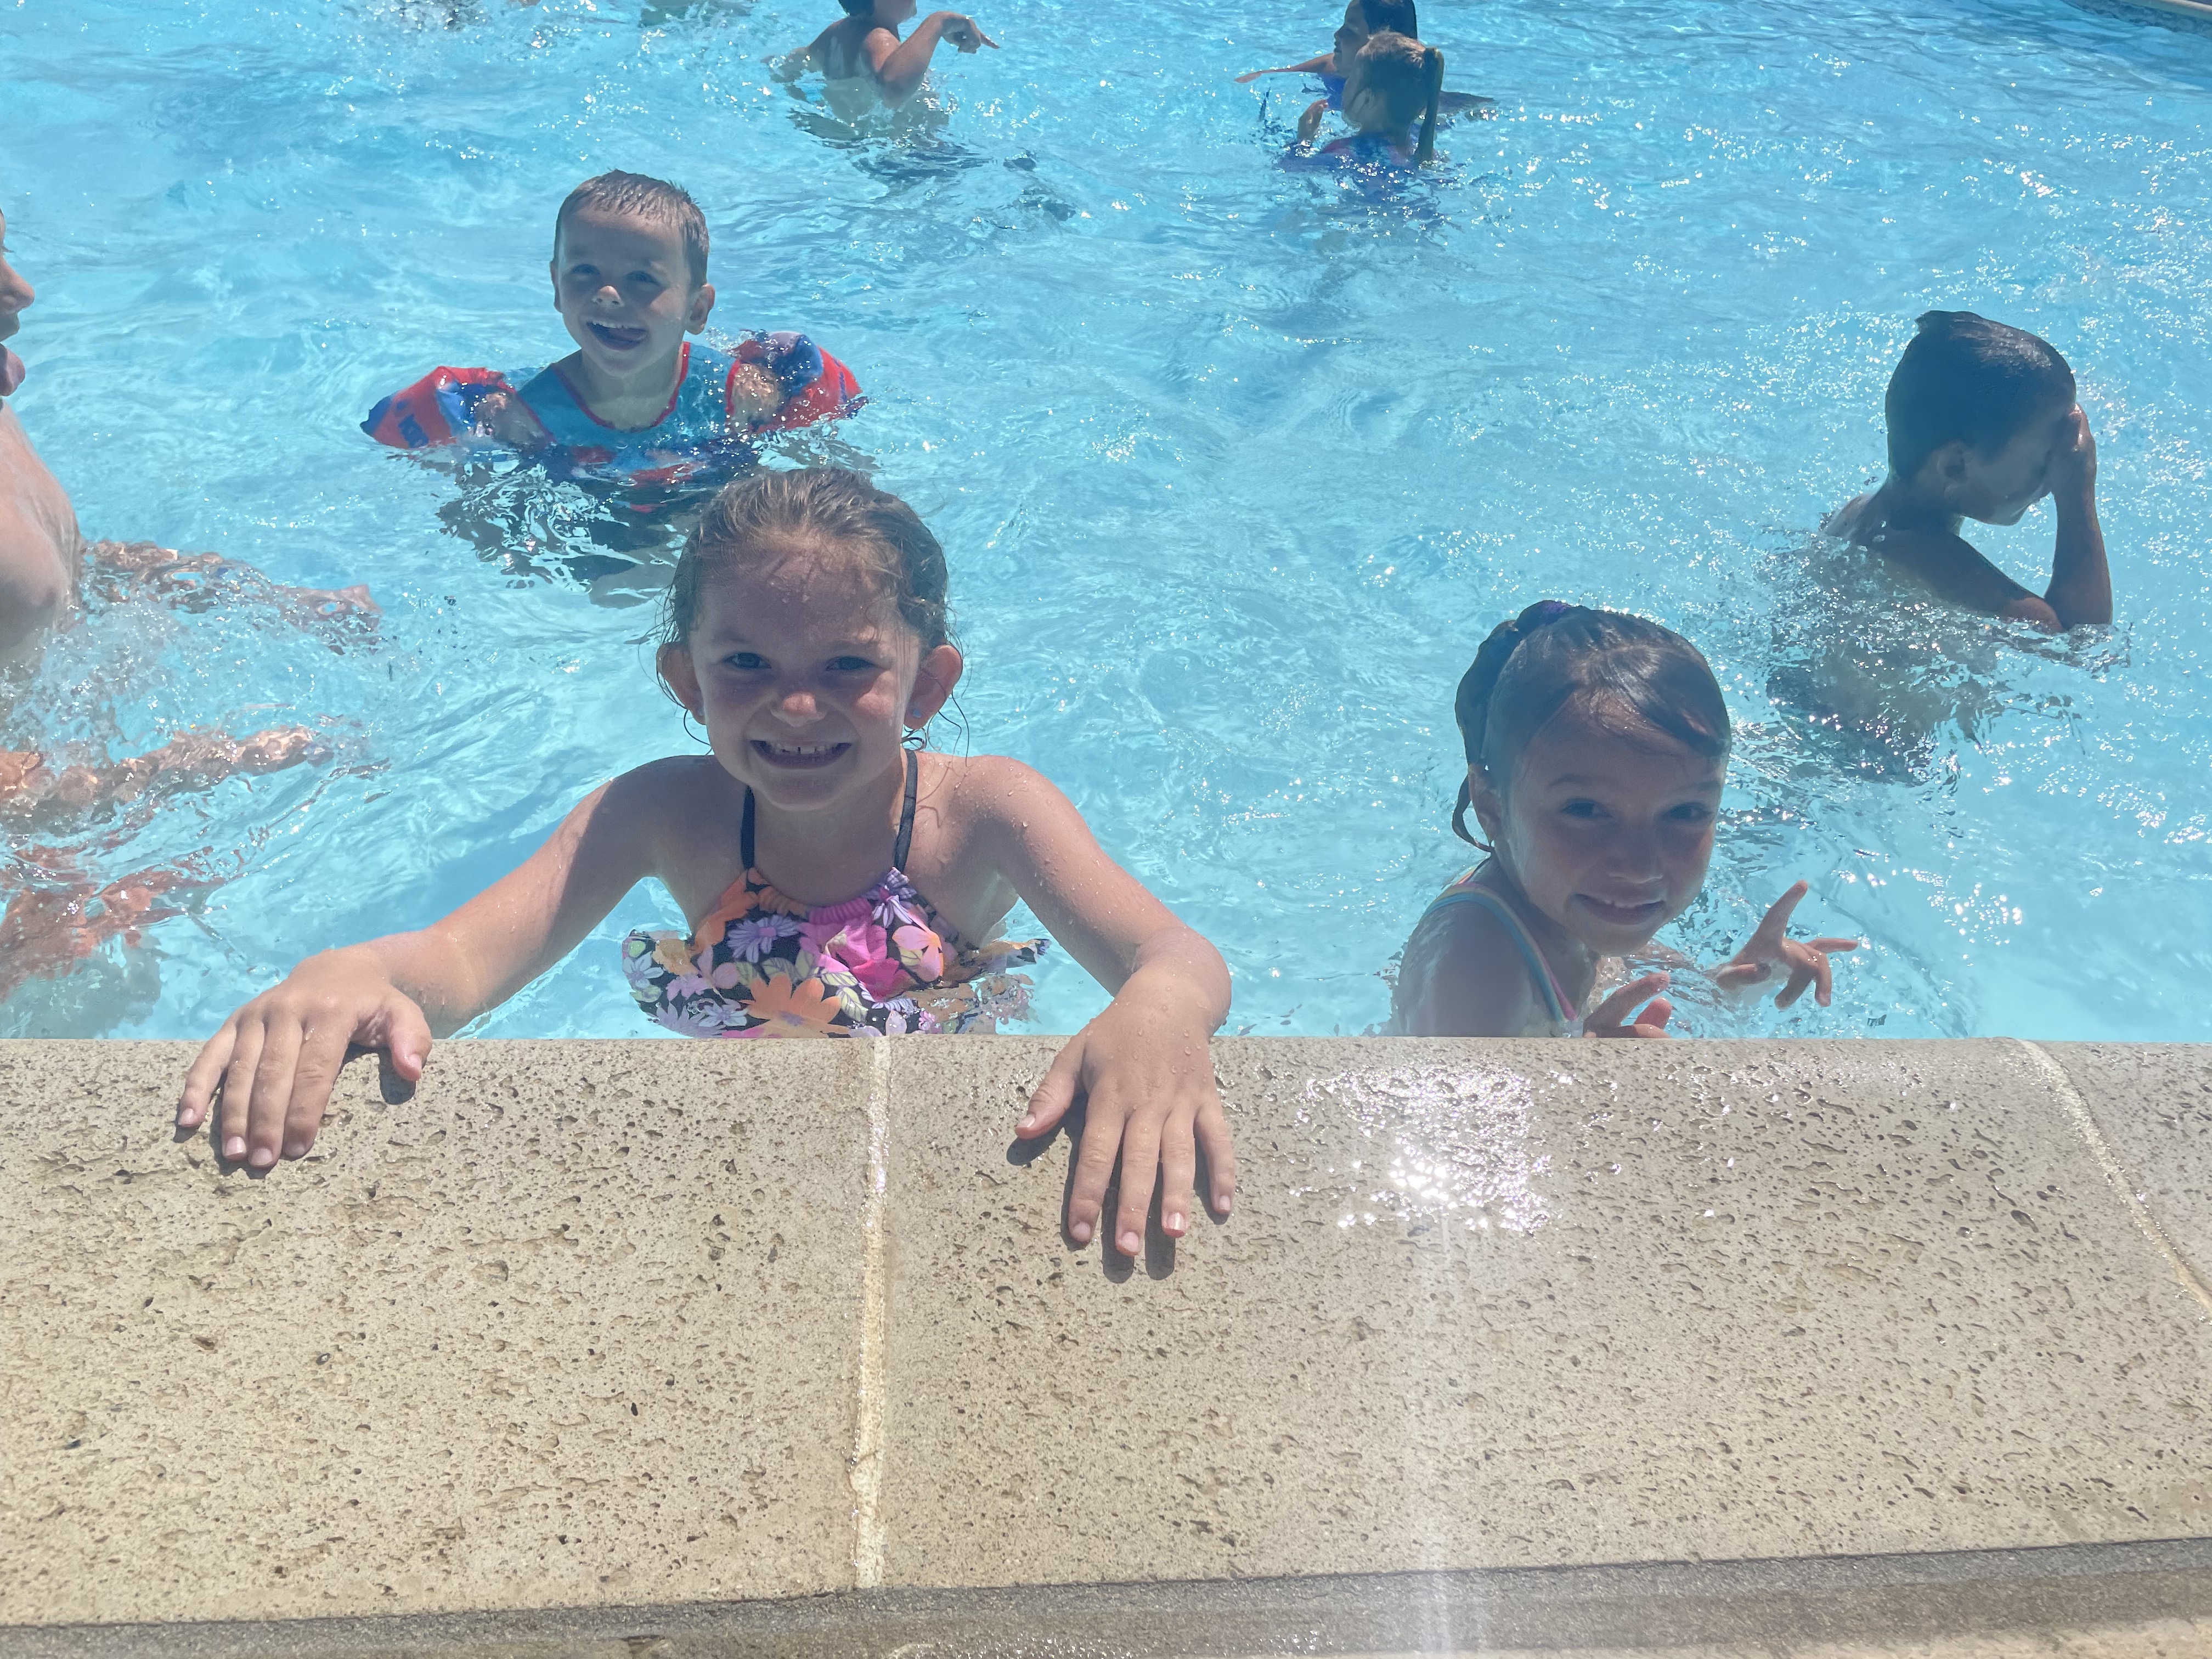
658 467 952 698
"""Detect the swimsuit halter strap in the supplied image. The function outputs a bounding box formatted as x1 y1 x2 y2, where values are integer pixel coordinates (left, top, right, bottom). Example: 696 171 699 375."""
739 749 918 875
894 748 919 870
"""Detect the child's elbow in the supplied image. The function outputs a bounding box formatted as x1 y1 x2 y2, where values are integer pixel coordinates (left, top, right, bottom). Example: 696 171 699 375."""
2001 595 2063 634
0 557 72 657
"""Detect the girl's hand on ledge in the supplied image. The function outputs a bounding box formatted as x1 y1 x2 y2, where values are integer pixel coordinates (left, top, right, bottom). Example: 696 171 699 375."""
1015 985 1236 1256
176 948 434 1169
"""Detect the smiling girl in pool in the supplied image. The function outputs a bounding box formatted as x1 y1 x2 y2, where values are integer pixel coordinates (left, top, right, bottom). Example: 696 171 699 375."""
178 467 1236 1261
1392 602 1859 1039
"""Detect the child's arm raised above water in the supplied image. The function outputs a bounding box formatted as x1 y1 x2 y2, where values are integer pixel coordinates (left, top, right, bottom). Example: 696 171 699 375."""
174 765 676 1169
961 757 1235 1255
865 12 997 106
2041 408 2111 630
1234 53 1336 82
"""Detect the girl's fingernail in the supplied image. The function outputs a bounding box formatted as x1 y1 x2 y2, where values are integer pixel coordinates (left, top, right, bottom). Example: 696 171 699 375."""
222 1136 246 1159
1218 1193 1234 1214
247 1147 275 1169
1069 1219 1092 1244
1166 1211 1186 1235
1118 1229 1142 1254
1016 1115 1036 1132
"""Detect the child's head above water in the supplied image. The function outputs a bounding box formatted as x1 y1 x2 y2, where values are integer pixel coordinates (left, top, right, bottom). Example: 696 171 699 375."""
1343 31 1443 159
657 467 962 811
1884 311 2078 526
1453 601 1731 951
1333 0 1419 67
550 171 716 380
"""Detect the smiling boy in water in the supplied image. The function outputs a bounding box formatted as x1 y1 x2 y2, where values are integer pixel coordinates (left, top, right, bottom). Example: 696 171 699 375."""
364 172 860 488
1825 312 2112 634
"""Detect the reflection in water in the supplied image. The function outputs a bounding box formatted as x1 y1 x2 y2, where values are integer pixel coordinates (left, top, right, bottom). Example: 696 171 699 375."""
1300 1064 1549 1234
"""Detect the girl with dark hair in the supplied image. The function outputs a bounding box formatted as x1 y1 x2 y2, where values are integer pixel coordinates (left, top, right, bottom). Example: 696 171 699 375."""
1238 0 1489 146
179 467 1237 1262
1288 31 1444 172
1392 602 1858 1038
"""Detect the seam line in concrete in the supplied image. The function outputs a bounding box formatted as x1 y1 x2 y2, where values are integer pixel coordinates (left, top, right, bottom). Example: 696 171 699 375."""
2017 1037 2212 1319
849 1039 892 1588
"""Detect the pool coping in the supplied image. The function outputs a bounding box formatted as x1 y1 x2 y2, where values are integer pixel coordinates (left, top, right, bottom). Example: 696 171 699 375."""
3 1037 2209 1651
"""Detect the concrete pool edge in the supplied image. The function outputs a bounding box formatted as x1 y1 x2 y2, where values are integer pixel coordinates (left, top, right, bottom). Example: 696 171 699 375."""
7 1537 2212 1657
3 1038 2209 1645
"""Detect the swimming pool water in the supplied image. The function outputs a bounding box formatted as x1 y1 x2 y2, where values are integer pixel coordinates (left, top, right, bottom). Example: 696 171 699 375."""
3 0 2208 1042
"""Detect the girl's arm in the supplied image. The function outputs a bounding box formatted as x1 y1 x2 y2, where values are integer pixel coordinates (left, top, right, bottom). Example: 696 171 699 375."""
970 760 1235 1256
1234 54 1336 82
865 12 997 106
176 767 669 1169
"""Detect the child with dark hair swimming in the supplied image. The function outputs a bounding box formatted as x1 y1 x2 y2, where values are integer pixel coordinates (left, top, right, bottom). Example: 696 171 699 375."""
1284 32 1443 176
1392 603 1858 1039
1238 0 1488 145
1826 311 2112 634
785 0 996 118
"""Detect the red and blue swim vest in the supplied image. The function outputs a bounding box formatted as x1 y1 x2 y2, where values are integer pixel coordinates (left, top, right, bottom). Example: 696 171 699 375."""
362 332 863 487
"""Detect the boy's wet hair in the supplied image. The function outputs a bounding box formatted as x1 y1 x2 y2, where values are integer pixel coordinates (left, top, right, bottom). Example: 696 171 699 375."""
1450 602 1731 846
1351 32 1445 163
836 0 874 13
1356 0 1419 36
556 171 711 287
1885 311 2075 482
659 468 952 694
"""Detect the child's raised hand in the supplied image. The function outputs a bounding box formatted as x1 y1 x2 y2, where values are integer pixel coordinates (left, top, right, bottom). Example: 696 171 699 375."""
2051 405 2098 497
176 949 434 1169
1711 881 1859 1009
1582 971 1674 1039
939 14 997 52
1014 988 1235 1256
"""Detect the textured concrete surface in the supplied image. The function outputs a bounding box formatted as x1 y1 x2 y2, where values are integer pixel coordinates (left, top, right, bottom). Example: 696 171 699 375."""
878 1039 2212 1587
0 1041 875 1625
2046 1042 2212 1293
3 1037 2210 1643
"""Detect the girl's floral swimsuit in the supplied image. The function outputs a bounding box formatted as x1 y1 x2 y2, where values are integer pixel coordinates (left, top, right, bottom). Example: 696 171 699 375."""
623 753 1046 1039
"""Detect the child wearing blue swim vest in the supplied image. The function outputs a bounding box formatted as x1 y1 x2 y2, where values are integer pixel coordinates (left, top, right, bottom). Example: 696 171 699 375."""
363 172 862 488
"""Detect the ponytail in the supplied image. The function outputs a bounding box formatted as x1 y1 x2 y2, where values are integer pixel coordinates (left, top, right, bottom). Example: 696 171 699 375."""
1417 44 1442 165
1451 600 1575 844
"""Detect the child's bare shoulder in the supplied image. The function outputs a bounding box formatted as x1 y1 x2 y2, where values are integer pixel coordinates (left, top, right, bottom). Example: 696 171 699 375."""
929 752 1065 817
1395 896 1543 1037
599 755 737 825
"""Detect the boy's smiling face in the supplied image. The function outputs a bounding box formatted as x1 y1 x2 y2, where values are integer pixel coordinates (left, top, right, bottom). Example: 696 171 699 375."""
549 206 714 389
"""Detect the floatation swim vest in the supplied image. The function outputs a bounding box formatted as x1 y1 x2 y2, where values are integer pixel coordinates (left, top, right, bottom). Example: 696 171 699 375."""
362 331 864 487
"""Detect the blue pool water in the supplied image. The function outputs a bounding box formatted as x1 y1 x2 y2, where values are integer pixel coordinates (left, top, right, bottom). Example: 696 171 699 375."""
3 0 2208 1041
